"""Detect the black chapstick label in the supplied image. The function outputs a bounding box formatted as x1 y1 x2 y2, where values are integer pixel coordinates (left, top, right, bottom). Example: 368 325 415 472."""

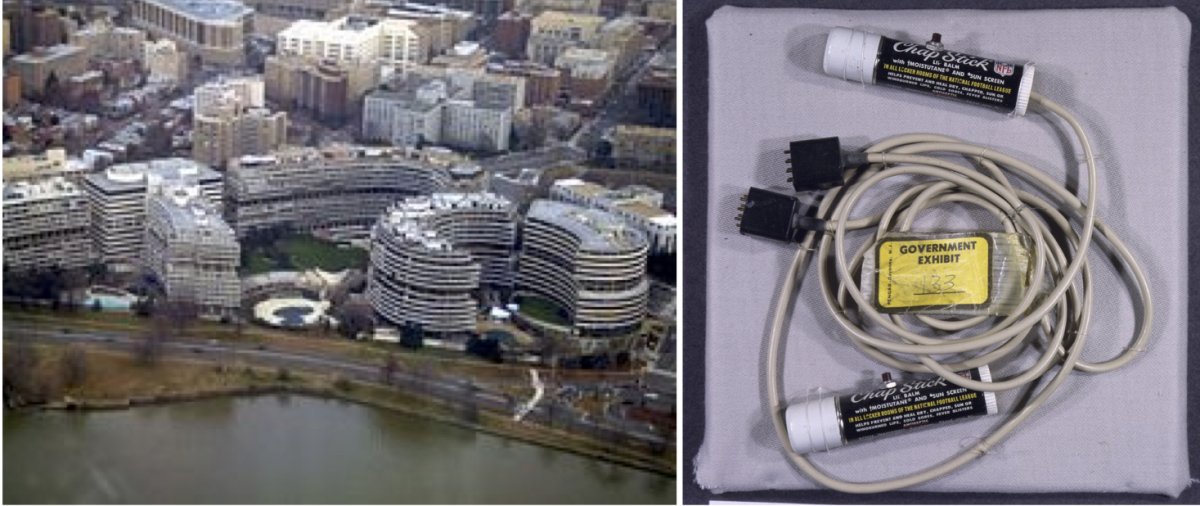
838 368 992 443
874 36 1025 111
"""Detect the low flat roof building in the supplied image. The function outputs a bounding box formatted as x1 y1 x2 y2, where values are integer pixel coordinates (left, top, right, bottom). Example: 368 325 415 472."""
130 0 253 66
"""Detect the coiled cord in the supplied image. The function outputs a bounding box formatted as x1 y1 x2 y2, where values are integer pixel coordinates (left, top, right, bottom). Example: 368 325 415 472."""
766 92 1154 493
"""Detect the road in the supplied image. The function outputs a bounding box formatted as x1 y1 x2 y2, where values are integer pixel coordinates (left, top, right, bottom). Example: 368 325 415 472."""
570 31 676 155
4 322 671 449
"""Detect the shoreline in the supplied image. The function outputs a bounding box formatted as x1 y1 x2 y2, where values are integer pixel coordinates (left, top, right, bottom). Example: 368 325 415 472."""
13 378 676 478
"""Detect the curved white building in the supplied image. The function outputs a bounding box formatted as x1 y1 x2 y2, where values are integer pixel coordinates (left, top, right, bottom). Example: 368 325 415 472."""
516 199 649 347
225 145 453 238
366 193 516 335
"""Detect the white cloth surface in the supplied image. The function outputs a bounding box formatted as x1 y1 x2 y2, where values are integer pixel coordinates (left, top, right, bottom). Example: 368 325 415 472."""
697 7 1190 496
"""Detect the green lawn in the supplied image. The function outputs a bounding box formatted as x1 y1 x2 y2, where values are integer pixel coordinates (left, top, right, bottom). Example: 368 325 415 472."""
516 295 571 326
243 234 368 274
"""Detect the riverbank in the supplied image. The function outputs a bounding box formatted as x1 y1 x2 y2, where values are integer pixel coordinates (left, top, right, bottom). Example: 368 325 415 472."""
3 343 674 477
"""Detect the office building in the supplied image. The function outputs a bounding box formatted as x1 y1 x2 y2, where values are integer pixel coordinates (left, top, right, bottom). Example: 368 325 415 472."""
366 192 516 334
277 16 429 73
526 10 603 65
3 177 93 272
520 0 601 14
555 47 612 104
9 44 88 98
130 0 253 66
378 3 475 58
362 70 519 152
144 183 241 316
224 145 454 237
635 47 674 127
26 9 72 50
493 11 531 58
69 18 147 61
516 199 649 348
192 76 287 169
143 39 188 85
265 55 377 124
611 124 673 170
597 17 646 73
2 148 86 182
489 60 562 106
82 158 223 265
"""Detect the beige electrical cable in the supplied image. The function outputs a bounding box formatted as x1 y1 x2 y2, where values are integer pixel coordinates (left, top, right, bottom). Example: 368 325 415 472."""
766 92 1154 493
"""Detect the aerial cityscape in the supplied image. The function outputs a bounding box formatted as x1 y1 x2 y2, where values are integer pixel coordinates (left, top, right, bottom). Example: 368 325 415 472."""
1 0 677 502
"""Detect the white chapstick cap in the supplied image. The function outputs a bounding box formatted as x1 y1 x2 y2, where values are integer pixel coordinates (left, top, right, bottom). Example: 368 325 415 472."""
823 27 882 84
784 395 844 454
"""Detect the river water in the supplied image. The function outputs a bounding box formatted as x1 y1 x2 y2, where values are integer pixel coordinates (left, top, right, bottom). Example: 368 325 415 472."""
3 394 675 504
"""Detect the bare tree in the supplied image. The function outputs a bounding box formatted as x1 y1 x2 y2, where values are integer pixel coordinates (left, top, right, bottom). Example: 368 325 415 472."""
160 298 200 336
3 336 42 406
136 315 169 366
380 352 399 386
60 345 88 388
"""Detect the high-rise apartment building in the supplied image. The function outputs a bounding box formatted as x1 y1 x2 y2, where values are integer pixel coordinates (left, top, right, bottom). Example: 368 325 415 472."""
366 193 516 334
3 177 93 272
362 70 520 152
192 77 288 169
144 183 241 316
82 159 223 266
516 199 649 350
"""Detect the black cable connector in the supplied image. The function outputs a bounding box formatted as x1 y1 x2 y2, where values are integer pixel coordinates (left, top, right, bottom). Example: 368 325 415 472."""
736 187 827 242
786 137 848 191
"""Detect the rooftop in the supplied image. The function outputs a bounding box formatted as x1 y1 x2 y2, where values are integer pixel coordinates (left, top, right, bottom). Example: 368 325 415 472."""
3 177 82 203
554 178 607 198
85 158 220 193
527 199 648 254
379 192 512 251
150 184 236 240
11 44 85 63
143 0 253 22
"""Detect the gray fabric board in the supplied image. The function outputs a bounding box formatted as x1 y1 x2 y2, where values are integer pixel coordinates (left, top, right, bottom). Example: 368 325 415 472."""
697 7 1190 496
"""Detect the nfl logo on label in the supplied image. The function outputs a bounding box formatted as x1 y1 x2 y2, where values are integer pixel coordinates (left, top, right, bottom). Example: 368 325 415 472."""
994 62 1015 76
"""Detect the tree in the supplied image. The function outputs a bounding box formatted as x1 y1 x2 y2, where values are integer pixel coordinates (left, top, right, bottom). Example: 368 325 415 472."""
160 298 199 336
335 302 374 339
399 323 423 349
3 336 42 406
466 335 503 363
380 352 399 386
60 345 88 388
136 312 169 366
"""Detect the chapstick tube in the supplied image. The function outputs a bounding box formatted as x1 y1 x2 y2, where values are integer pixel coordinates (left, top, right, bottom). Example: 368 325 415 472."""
823 27 1035 115
785 367 999 454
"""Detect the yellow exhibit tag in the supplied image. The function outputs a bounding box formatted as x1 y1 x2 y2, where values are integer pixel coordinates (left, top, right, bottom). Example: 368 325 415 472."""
875 234 991 311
